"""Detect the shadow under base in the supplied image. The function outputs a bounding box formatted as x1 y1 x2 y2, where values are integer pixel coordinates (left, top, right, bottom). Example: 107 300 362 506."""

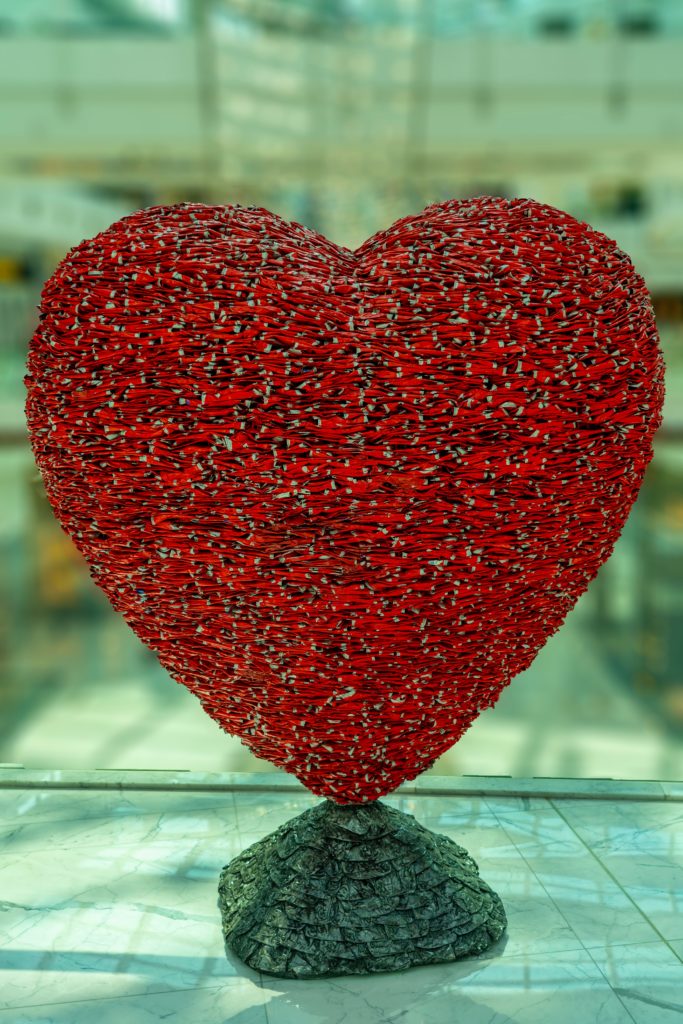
217 798 507 979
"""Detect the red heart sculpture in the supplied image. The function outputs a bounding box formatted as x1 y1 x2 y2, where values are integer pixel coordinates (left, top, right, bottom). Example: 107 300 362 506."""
25 197 665 803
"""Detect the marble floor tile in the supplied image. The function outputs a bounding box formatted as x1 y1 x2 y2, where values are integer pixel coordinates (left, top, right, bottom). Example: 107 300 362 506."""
0 835 251 924
2 781 680 1023
552 799 683 941
587 939 683 1023
0 836 259 1010
513 853 661 950
0 982 270 1024
257 946 639 1024
555 799 683 857
0 925 253 1011
482 796 590 856
464 863 586 961
402 801 533 865
0 788 239 852
481 796 663 949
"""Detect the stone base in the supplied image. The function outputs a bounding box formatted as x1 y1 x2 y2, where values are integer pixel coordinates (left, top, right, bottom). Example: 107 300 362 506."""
217 798 507 979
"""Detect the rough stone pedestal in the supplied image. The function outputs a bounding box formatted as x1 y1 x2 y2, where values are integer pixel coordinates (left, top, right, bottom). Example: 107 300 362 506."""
217 798 507 979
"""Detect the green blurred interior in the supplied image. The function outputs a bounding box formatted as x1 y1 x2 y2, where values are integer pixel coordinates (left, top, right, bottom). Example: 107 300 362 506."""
1 0 682 781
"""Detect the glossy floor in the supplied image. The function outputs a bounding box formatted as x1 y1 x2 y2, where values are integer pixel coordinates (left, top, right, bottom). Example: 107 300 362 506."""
0 774 681 1023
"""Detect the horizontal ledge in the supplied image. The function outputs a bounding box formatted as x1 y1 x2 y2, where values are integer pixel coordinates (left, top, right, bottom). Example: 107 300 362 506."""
0 767 679 802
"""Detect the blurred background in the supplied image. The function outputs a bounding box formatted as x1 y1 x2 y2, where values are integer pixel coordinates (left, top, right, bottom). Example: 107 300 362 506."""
1 0 682 782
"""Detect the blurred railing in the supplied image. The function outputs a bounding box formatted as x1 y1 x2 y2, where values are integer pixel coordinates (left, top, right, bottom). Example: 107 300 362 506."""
1 2 683 190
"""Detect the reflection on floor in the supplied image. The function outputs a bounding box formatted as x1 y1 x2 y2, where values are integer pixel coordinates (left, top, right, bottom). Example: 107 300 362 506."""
3 593 683 782
0 772 681 1023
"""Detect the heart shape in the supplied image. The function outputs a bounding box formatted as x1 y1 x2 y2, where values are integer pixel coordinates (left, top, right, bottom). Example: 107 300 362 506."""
25 196 665 803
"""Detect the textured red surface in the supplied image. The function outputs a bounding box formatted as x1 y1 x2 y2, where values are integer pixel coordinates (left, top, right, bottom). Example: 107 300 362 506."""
25 197 665 802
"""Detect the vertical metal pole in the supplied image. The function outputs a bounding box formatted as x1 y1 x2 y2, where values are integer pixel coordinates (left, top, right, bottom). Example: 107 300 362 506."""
609 0 627 117
404 0 435 198
192 0 223 197
303 27 326 233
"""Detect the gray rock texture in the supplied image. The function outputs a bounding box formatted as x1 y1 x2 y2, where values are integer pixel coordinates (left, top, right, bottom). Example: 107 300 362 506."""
217 798 507 978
